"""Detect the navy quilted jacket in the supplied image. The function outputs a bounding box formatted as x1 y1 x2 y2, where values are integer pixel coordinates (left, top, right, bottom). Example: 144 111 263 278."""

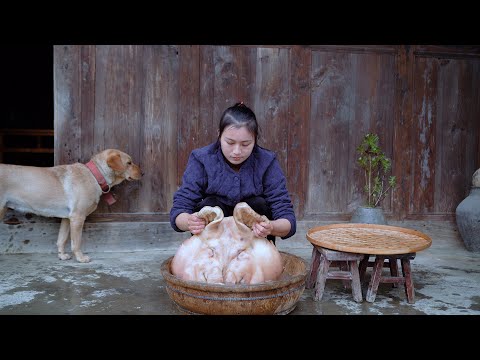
170 141 296 239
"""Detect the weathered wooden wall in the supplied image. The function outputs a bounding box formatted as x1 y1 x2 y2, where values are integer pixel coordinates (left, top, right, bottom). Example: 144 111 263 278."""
53 45 480 222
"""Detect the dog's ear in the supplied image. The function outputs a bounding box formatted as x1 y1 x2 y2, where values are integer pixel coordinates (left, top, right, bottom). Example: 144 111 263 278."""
106 152 126 172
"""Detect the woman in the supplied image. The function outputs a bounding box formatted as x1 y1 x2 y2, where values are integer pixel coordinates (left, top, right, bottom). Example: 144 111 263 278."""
170 102 296 244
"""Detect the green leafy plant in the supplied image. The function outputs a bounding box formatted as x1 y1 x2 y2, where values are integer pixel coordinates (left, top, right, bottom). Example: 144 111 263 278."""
356 133 397 208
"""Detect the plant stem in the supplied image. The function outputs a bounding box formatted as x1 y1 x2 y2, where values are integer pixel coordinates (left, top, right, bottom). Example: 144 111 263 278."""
368 156 372 206
373 185 394 207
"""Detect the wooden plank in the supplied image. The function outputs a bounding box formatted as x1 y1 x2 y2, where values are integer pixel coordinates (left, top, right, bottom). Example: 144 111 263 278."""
90 45 108 214
0 148 54 153
288 46 310 217
53 45 81 165
0 129 54 136
79 45 96 162
171 45 220 190
93 46 108 155
234 46 256 110
116 45 143 213
307 45 397 54
108 46 144 214
212 46 256 134
139 45 180 214
405 213 455 221
434 58 467 213
94 46 144 213
414 45 480 58
126 46 145 214
253 47 289 169
393 45 414 219
307 49 352 214
177 45 200 187
411 55 437 214
174 44 219 188
410 51 480 216
194 45 216 185
326 271 352 279
350 52 396 213
463 59 480 192
372 52 396 213
234 45 398 55
212 46 237 125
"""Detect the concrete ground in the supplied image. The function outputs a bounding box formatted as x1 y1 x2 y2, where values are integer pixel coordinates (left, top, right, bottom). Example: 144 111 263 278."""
1 219 479 315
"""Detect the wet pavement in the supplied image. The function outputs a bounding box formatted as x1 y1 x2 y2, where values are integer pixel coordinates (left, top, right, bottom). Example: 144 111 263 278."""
1 219 479 315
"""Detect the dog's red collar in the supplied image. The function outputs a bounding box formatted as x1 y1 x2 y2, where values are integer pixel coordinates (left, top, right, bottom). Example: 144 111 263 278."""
84 161 117 205
85 161 110 192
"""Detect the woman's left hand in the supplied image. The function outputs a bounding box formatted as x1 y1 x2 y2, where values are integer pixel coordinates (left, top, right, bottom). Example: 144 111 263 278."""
252 221 273 238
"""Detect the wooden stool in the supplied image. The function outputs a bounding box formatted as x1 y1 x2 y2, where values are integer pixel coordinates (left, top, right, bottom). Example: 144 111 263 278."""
361 253 416 303
306 246 364 303
306 224 431 305
359 255 400 287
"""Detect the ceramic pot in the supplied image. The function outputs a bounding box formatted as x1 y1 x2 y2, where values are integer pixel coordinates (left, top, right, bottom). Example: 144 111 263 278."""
455 187 480 252
351 206 387 225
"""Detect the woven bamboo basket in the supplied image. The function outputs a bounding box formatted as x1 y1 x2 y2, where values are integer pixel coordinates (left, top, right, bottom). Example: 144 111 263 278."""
160 251 307 315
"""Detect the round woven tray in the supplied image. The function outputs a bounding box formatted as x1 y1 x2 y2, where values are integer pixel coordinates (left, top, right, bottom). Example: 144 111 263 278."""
306 223 432 255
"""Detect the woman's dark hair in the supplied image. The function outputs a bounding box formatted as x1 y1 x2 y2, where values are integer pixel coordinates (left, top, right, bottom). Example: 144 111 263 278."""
218 102 259 142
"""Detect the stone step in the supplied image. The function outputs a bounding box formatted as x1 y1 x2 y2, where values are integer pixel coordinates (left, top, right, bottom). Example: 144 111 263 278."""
1 211 461 259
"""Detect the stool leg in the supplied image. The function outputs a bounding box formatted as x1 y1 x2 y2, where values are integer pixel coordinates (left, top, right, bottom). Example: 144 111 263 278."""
389 257 399 288
359 255 369 284
314 254 330 301
306 247 320 289
401 258 415 303
366 256 385 302
339 262 351 289
349 260 363 303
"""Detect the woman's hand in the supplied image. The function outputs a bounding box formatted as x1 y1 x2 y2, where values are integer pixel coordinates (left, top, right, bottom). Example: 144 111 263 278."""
188 214 207 235
252 221 273 238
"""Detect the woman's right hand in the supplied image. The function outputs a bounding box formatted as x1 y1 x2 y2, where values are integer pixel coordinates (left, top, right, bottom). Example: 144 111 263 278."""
188 214 206 235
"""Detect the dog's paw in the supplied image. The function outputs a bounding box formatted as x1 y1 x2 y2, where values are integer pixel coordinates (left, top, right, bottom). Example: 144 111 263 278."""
76 255 91 263
58 253 72 261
